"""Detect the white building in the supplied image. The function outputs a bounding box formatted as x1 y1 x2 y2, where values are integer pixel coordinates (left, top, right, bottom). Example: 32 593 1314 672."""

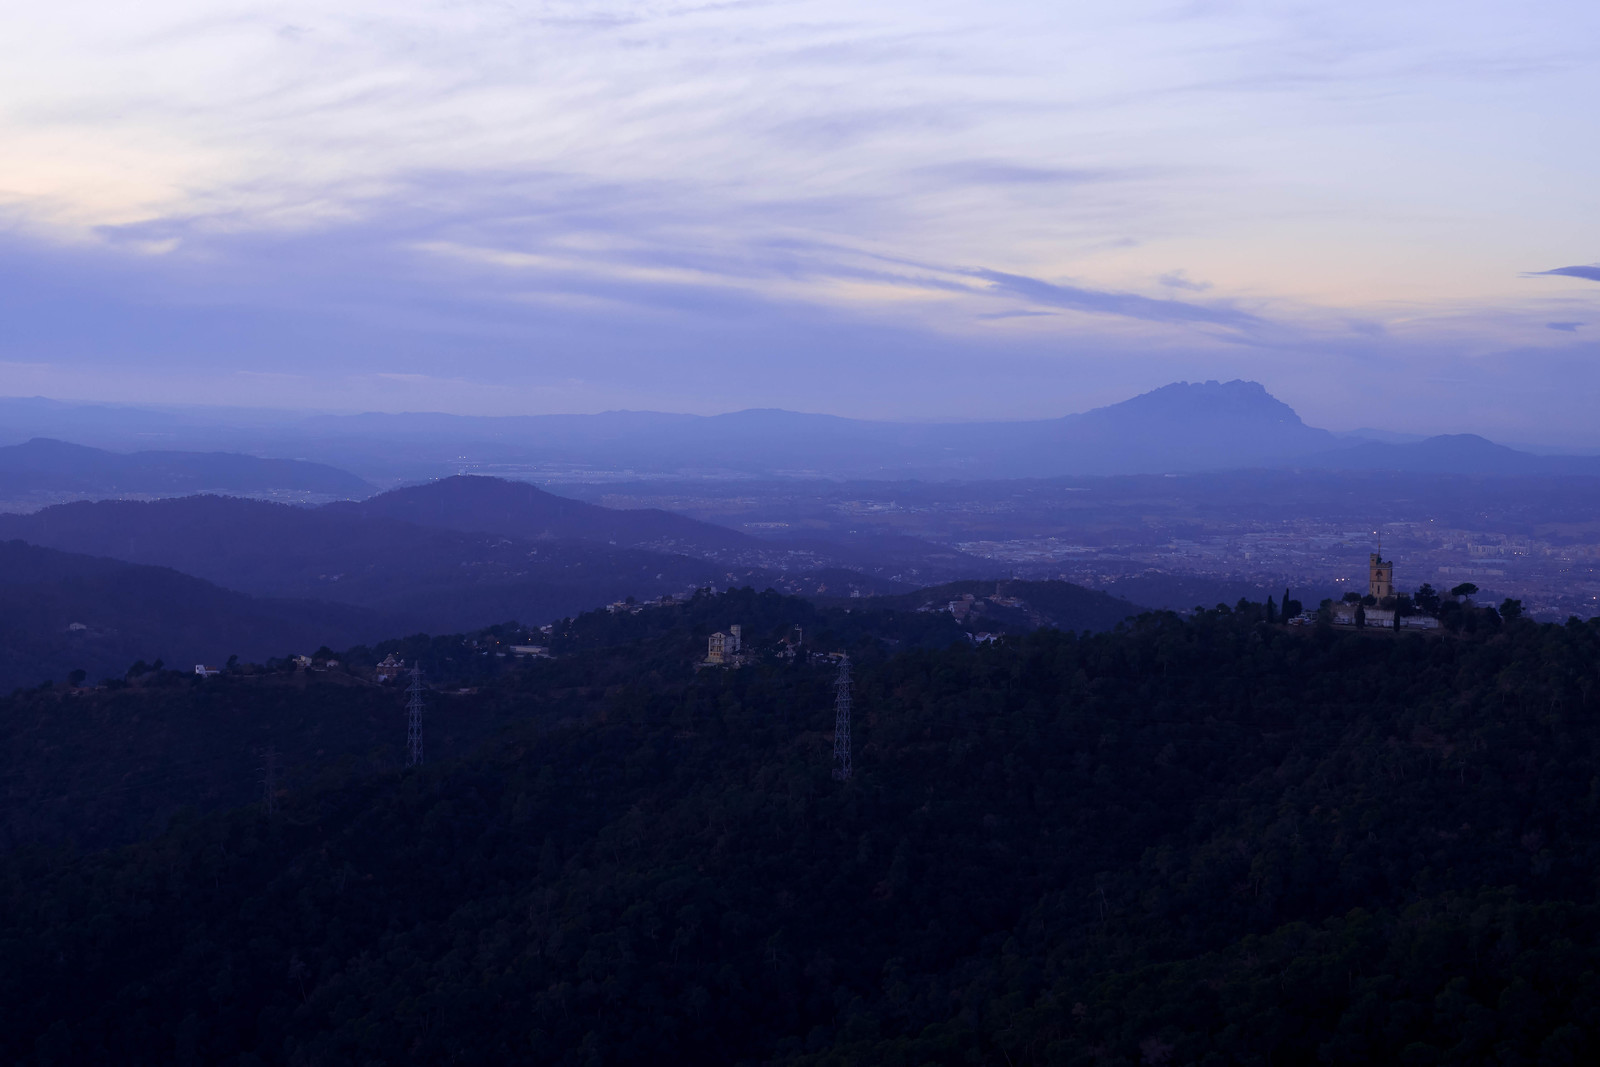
704 624 744 666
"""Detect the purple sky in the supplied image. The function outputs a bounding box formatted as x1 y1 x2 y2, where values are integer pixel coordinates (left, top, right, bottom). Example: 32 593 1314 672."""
1 1 1597 442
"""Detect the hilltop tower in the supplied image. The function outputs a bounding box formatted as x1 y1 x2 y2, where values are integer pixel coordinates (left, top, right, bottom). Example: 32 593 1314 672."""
1369 553 1394 600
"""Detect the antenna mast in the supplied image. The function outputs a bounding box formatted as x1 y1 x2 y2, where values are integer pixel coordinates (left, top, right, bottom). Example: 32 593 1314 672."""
832 656 852 781
406 664 425 767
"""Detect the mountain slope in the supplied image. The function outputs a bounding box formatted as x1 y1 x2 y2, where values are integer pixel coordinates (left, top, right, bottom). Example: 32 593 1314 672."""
1299 433 1600 475
4 607 1600 1063
1015 379 1339 475
848 578 1143 632
0 496 744 632
0 540 383 690
0 437 371 498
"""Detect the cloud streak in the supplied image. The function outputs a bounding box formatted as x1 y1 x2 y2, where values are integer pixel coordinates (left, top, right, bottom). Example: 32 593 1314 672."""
971 269 1262 329
1531 265 1600 283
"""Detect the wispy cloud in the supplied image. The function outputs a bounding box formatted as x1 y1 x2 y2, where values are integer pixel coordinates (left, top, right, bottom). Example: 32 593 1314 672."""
1530 265 1600 283
971 269 1261 329
1158 270 1212 292
909 161 1125 187
0 0 1597 438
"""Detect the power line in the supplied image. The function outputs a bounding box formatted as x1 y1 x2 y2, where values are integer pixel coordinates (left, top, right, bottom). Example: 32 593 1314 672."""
833 656 852 782
406 664 425 768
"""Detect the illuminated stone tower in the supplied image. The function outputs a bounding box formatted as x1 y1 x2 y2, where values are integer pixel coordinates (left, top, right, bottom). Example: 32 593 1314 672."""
1368 553 1394 600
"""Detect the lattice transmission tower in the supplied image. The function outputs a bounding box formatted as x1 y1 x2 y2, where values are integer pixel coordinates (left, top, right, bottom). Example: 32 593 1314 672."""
406 664 425 767
832 655 852 781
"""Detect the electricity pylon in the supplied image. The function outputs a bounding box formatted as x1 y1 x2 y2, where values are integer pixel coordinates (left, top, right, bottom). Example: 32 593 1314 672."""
832 656 852 781
406 664 424 767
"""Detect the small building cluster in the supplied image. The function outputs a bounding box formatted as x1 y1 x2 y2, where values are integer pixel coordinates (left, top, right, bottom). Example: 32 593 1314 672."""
606 594 680 615
699 624 818 667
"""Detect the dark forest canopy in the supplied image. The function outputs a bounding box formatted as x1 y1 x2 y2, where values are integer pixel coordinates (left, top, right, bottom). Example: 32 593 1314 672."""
4 594 1600 1064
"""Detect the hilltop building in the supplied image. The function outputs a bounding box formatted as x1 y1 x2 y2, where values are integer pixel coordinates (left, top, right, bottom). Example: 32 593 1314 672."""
703 624 744 667
1327 551 1441 630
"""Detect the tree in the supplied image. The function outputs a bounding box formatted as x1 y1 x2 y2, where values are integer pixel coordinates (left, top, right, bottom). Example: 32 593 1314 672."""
1500 598 1524 621
68 669 87 687
1414 583 1440 614
1266 596 1277 624
1450 582 1479 600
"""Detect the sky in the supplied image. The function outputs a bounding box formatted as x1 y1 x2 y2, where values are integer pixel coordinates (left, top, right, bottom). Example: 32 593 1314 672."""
1 0 1598 441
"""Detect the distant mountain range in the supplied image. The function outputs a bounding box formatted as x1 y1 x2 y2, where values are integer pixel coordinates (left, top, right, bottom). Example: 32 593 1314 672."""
6 381 1600 483
0 437 370 501
281 380 1346 478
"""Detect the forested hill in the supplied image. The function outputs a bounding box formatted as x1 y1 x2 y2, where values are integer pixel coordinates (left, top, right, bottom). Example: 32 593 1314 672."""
0 539 385 692
326 474 760 556
7 604 1600 1063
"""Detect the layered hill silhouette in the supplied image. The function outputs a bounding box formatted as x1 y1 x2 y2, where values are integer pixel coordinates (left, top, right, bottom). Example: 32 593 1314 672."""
0 437 370 498
0 479 931 637
0 540 384 691
0 495 747 634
